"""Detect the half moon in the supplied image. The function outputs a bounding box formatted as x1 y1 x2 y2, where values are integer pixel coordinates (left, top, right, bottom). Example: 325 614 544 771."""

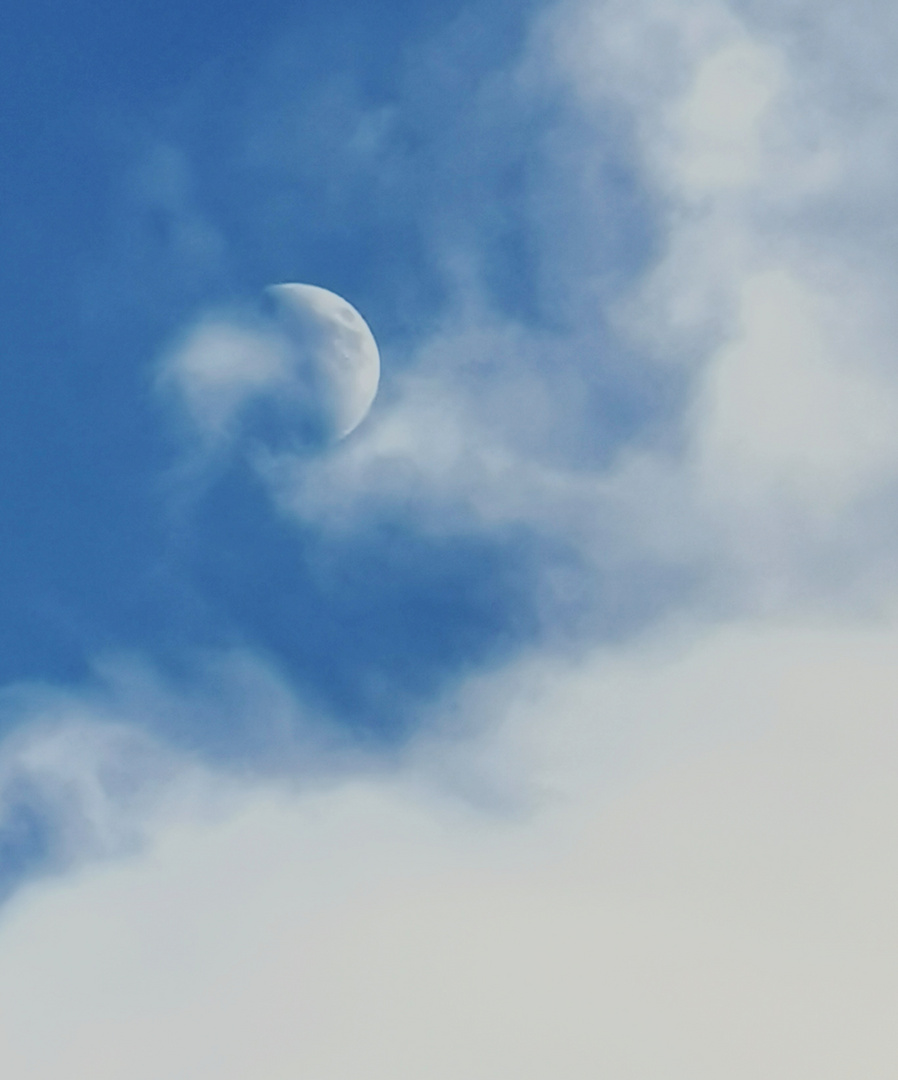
266 283 380 439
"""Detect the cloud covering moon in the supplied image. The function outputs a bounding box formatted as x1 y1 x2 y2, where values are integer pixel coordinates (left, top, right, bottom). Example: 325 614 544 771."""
267 283 380 440
162 283 380 447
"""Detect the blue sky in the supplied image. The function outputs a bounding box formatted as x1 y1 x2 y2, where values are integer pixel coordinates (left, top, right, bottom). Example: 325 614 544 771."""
0 0 669 746
0 0 553 688
4 0 898 1074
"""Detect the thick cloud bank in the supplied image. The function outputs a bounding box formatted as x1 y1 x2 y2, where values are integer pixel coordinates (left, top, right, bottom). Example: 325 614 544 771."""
3 0 898 1075
2 619 898 1077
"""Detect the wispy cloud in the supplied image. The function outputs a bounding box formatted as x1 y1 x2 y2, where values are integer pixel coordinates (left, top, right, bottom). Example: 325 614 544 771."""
158 315 289 445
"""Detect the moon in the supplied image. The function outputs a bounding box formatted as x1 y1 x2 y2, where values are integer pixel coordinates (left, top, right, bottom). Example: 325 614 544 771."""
266 283 380 440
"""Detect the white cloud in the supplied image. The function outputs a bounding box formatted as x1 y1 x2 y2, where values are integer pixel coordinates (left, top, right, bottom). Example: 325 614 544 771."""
552 0 898 603
2 615 898 1077
159 317 291 443
694 268 898 513
665 39 784 192
184 0 897 633
5 0 898 1074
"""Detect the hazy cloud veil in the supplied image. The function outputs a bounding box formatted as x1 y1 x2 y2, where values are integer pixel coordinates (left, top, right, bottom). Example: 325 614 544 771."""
2 0 898 1076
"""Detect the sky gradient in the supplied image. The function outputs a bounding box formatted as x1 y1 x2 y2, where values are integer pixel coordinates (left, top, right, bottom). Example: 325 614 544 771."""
2 0 898 1074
